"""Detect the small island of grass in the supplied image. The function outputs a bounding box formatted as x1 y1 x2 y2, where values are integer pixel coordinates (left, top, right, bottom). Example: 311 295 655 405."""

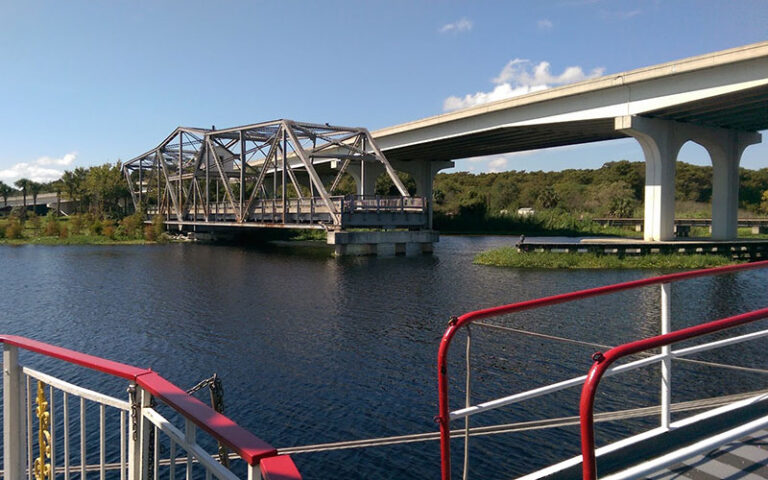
474 247 742 269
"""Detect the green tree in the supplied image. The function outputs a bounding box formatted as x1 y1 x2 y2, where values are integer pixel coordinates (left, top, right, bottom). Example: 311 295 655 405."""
50 180 64 215
83 162 128 217
14 178 31 216
760 190 768 214
537 186 560 209
61 167 87 211
0 181 12 207
29 181 42 212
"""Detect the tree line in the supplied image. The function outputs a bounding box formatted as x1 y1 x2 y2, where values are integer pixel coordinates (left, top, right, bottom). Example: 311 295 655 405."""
0 163 128 218
432 160 768 219
2 159 768 225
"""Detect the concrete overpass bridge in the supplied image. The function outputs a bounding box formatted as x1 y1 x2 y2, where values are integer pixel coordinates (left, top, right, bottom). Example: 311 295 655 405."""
123 41 768 251
372 41 768 242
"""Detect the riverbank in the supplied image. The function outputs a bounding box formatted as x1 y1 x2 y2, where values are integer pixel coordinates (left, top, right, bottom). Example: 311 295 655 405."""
475 246 743 269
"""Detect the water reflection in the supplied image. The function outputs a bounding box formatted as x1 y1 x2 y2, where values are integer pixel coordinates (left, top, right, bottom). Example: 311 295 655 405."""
0 238 766 479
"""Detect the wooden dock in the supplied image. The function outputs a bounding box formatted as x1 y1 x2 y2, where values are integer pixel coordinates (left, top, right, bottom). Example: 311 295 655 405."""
517 238 768 259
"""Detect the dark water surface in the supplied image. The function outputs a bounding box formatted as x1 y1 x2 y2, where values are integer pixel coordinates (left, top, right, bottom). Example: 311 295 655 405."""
1 236 767 479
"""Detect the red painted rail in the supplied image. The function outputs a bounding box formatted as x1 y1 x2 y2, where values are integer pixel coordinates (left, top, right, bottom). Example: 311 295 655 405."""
437 259 768 480
0 335 301 477
579 306 768 479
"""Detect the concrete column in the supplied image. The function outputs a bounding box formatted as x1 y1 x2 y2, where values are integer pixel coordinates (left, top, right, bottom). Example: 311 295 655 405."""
347 161 384 196
616 116 683 241
391 159 454 229
702 131 760 240
617 116 761 242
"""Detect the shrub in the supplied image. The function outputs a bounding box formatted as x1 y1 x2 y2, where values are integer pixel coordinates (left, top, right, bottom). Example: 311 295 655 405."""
69 215 83 235
5 219 23 239
152 215 165 238
58 223 69 238
44 216 59 236
143 225 156 242
90 219 103 236
28 212 41 233
103 224 116 239
119 213 145 239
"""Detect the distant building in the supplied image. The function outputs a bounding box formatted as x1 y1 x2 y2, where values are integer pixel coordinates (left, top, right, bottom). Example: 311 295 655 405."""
517 207 535 217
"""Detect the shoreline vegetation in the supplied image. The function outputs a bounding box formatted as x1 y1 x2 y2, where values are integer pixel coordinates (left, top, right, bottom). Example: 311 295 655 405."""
474 247 744 269
0 212 167 246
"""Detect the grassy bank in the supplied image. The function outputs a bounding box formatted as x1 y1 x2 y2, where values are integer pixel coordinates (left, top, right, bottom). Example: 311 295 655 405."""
475 247 742 269
0 212 167 246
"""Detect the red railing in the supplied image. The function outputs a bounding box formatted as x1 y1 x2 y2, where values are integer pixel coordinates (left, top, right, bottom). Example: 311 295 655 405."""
579 306 768 479
437 259 768 480
0 335 301 479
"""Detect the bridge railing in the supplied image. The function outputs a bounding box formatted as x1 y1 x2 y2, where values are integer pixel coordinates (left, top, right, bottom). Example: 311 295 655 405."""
338 195 426 214
1 335 301 480
579 305 768 479
436 260 768 480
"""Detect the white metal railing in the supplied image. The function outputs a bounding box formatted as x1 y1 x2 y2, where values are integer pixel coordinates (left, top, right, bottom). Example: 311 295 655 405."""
437 260 768 480
1 336 301 480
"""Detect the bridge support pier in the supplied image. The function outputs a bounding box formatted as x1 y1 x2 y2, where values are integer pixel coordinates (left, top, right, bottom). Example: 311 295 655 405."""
327 230 439 256
392 160 454 229
616 116 761 241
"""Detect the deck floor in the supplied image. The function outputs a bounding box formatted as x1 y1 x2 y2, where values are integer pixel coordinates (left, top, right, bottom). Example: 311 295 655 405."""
649 429 768 479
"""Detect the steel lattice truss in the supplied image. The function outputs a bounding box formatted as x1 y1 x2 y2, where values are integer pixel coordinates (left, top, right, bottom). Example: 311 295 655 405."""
122 120 425 230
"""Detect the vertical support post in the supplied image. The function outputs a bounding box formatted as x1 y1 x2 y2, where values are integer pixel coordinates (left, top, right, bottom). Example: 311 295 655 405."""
282 130 288 222
138 164 143 208
128 385 152 480
185 419 196 480
660 283 671 430
205 144 210 222
240 130 246 221
4 343 26 480
156 154 161 216
178 133 183 218
361 136 366 197
247 464 261 480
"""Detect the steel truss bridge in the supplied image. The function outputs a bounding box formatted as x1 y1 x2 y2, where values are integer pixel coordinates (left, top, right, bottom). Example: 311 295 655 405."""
122 120 428 232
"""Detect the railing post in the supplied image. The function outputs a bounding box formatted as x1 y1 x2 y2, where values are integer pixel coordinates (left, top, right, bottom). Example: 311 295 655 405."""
248 464 262 480
660 283 672 430
128 385 152 480
4 343 26 480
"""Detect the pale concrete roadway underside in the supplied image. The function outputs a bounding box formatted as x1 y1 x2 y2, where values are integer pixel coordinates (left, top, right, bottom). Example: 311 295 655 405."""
372 41 768 242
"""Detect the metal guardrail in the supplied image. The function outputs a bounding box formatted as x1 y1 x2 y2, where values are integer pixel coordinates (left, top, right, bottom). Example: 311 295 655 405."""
579 306 768 479
1 335 301 480
436 260 768 480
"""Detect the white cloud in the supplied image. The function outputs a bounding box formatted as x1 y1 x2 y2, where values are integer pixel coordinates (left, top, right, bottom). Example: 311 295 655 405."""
0 152 77 183
537 19 554 30
443 58 605 111
487 157 509 173
439 18 473 34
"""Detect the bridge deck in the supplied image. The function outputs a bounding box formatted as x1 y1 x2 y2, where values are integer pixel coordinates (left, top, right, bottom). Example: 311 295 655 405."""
517 237 768 259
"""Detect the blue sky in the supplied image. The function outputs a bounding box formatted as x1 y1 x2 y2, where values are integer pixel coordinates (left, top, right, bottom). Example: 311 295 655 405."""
0 0 766 183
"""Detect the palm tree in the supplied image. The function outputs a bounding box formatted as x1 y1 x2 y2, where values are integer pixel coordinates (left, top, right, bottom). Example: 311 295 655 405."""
14 178 31 215
51 180 64 215
29 181 42 213
0 181 12 207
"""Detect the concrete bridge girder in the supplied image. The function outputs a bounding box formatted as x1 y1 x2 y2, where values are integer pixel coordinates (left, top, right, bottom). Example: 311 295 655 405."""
616 115 761 241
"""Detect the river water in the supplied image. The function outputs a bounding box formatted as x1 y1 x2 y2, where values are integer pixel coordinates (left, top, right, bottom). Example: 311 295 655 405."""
1 236 767 479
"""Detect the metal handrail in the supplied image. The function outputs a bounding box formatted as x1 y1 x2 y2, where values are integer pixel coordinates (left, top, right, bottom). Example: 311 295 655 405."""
0 335 301 478
437 259 768 480
579 306 768 480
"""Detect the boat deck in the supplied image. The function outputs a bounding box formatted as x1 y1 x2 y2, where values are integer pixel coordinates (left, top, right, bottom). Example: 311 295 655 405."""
650 429 768 480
